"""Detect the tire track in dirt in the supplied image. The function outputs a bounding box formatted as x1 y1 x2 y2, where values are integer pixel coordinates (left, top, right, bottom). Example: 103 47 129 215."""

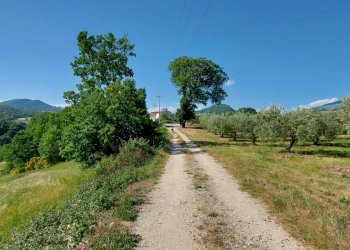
177 128 306 250
133 131 203 249
134 128 306 249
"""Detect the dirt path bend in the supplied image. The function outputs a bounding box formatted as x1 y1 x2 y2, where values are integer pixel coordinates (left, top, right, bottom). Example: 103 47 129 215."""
134 128 305 250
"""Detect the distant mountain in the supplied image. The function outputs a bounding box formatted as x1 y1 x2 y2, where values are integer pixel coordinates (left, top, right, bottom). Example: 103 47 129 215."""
197 104 235 114
314 100 342 111
0 105 37 120
0 99 61 112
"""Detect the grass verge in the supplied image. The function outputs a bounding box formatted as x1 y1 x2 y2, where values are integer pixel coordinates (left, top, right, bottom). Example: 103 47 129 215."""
0 138 168 249
0 162 92 241
181 128 350 249
90 149 167 249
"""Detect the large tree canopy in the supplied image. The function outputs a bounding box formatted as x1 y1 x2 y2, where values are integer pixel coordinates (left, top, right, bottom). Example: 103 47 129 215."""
169 56 229 127
60 32 153 165
64 31 135 105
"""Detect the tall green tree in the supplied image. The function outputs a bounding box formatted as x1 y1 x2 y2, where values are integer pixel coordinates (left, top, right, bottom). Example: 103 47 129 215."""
61 32 152 166
169 56 229 127
64 31 135 105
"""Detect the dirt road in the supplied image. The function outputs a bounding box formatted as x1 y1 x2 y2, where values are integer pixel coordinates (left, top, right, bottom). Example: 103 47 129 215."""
133 128 305 249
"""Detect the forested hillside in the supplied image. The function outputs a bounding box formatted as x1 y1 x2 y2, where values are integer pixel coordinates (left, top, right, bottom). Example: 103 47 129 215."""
197 104 234 114
0 105 36 120
0 99 61 112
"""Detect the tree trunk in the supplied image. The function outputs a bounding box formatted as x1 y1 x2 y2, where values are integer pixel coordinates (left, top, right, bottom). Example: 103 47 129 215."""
252 136 257 145
313 137 320 146
220 133 224 137
286 137 296 152
232 131 237 141
181 122 185 128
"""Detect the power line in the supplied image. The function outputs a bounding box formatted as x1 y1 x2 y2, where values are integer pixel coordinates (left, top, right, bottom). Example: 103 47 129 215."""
170 0 188 58
184 0 213 54
174 0 195 56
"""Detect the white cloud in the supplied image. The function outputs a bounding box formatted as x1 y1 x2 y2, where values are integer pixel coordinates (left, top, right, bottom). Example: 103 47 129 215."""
225 79 235 86
54 103 70 108
297 97 339 109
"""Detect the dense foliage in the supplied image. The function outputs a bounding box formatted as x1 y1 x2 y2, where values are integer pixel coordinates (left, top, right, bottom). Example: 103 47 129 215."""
199 106 346 151
0 31 161 172
0 105 36 120
169 56 228 127
0 120 26 147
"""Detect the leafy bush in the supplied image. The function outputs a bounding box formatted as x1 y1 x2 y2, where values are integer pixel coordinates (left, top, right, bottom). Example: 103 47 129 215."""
10 168 18 175
117 138 154 168
96 138 155 175
150 126 170 146
24 157 47 171
0 120 26 146
38 127 63 164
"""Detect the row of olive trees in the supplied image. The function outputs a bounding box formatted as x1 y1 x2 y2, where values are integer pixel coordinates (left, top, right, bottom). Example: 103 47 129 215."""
199 105 347 151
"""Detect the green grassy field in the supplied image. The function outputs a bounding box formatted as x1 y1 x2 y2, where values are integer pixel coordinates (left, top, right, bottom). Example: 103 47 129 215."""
0 162 93 241
181 128 350 249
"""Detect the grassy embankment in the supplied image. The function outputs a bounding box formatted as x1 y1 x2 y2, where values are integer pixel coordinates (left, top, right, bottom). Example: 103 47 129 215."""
0 162 92 241
0 130 169 249
181 128 350 249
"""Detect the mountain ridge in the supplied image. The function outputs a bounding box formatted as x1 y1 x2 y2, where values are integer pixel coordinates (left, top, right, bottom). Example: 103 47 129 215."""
197 104 235 114
313 100 342 111
0 99 61 112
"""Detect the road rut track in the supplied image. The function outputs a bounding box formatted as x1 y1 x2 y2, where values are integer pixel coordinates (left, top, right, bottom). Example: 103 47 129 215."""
133 128 307 249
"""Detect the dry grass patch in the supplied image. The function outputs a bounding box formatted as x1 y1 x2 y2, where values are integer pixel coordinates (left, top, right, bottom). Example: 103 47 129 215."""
329 166 350 177
181 128 350 249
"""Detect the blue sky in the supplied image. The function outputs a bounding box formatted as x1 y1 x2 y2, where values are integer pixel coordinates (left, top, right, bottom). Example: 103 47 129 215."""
0 0 349 111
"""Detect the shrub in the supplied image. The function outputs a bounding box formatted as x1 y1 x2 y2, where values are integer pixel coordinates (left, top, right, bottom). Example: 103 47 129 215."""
39 127 63 164
95 138 154 175
149 126 169 147
24 157 47 171
10 168 18 175
116 138 154 169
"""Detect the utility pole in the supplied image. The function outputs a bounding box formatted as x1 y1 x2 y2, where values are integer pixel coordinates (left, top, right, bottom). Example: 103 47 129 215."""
156 95 161 125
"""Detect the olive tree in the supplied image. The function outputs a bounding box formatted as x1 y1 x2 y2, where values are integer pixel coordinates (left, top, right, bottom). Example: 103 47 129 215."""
255 106 286 143
322 110 343 140
235 113 258 144
343 96 350 134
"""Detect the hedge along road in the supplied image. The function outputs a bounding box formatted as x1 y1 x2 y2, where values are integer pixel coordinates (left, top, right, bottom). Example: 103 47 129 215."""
133 127 306 249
